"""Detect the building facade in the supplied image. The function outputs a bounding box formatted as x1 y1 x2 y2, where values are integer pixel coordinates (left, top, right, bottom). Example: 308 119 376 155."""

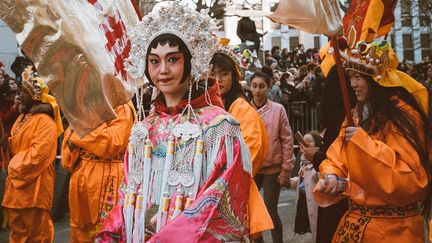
390 0 431 63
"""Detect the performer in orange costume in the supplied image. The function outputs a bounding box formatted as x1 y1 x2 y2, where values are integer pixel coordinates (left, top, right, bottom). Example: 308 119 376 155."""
210 49 273 238
62 103 134 242
314 40 432 242
1 71 62 243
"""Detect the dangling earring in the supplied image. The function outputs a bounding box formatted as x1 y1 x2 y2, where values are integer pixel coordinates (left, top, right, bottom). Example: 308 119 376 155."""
204 65 213 106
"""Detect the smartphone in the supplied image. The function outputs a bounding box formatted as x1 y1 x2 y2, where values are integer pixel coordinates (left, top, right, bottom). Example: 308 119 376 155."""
295 131 307 146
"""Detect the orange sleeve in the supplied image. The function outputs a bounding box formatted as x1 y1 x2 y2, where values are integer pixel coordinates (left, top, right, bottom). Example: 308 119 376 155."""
69 104 134 159
316 106 430 207
345 126 429 206
430 220 432 242
8 115 57 181
61 127 80 172
229 98 268 176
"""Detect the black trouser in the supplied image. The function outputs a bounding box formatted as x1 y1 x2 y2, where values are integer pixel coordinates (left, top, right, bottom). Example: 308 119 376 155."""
254 173 283 243
243 33 261 53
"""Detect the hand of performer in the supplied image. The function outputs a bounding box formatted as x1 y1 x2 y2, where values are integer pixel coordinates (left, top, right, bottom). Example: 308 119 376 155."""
316 174 339 195
300 142 318 162
344 126 358 142
277 174 291 188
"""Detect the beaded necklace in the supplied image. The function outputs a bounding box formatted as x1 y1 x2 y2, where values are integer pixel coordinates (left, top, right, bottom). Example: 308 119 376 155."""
12 113 32 135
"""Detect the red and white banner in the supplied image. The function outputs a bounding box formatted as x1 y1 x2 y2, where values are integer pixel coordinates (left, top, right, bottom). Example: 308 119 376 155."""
0 0 139 136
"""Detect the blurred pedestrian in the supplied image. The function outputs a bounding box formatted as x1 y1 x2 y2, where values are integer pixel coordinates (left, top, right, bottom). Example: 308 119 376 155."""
251 72 294 243
291 130 322 242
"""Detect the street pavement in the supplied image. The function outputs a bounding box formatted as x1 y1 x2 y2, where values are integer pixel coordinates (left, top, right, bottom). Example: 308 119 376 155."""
0 189 313 243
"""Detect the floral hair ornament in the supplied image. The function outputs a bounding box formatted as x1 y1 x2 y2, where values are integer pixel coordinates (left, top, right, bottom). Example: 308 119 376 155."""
215 38 253 70
125 1 219 85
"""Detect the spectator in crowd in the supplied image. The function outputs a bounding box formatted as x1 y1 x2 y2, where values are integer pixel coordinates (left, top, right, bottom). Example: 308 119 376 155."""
310 66 325 104
210 51 273 239
291 130 322 242
10 56 33 83
301 65 355 243
288 67 299 80
0 73 19 140
397 58 411 73
296 44 307 66
269 80 283 103
279 72 299 104
271 45 282 64
265 54 278 68
250 72 294 243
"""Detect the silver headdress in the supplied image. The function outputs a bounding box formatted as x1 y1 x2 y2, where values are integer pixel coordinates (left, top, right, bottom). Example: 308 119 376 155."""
125 2 219 84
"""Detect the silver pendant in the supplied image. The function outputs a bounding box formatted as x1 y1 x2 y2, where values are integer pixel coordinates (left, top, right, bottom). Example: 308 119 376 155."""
172 121 201 142
129 123 148 145
167 170 180 186
180 172 194 187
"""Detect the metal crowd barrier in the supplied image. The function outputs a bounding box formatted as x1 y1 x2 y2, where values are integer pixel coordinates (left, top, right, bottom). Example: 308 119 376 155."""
285 101 319 139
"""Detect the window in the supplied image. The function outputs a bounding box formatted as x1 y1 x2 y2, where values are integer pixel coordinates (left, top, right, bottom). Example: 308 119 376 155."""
400 0 411 15
419 16 430 26
421 34 431 49
403 50 414 61
314 36 320 49
401 15 412 27
272 37 281 48
422 50 431 60
421 34 431 60
403 34 414 61
403 34 413 49
289 36 299 50
418 0 428 15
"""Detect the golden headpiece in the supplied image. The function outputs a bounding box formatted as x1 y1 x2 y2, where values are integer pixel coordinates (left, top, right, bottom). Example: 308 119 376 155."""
320 28 429 113
21 66 64 136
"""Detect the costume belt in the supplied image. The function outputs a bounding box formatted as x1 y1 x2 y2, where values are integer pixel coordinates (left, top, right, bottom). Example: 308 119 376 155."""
79 150 124 163
348 200 420 218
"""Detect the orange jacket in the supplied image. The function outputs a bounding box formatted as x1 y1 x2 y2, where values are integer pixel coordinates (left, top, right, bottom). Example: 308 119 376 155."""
2 113 57 210
314 102 430 208
62 103 134 172
229 98 268 175
229 97 273 236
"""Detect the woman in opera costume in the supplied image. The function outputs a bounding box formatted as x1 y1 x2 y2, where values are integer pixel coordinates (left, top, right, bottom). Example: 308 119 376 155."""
313 39 432 242
209 43 273 238
97 3 253 242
